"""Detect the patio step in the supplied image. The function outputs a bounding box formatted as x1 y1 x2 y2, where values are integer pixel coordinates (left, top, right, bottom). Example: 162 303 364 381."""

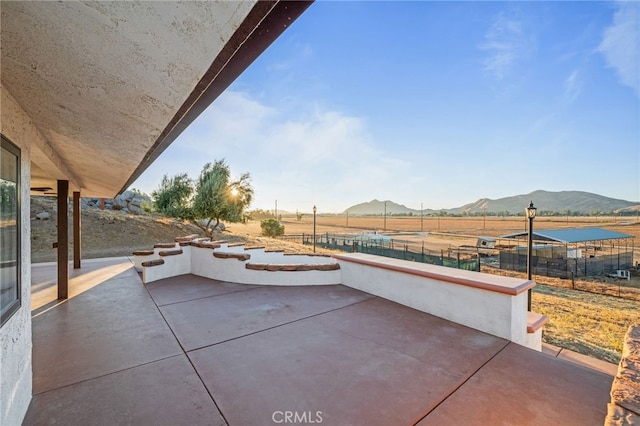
132 249 154 256
141 259 164 267
154 243 177 249
190 241 221 249
246 263 341 272
159 249 183 257
527 312 548 334
213 252 251 261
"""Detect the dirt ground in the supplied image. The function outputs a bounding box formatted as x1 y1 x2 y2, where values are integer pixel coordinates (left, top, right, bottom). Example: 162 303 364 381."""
264 213 640 240
30 197 330 263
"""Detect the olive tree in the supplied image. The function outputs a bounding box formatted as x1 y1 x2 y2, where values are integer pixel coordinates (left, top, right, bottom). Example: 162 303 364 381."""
152 160 253 238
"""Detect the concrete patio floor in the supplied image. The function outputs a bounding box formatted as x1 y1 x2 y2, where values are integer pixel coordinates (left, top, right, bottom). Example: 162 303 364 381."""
24 257 614 425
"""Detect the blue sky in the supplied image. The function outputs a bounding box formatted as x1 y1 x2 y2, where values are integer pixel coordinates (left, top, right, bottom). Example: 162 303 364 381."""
132 1 640 213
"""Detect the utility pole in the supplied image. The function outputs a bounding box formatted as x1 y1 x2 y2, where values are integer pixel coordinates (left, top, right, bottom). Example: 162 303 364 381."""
484 206 487 230
421 202 424 232
384 201 387 231
275 199 278 220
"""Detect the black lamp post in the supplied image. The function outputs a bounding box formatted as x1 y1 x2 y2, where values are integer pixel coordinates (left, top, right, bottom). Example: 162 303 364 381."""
525 201 537 311
313 205 317 253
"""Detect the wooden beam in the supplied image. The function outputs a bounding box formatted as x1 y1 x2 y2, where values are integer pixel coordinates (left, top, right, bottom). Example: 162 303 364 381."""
73 191 81 269
57 180 69 299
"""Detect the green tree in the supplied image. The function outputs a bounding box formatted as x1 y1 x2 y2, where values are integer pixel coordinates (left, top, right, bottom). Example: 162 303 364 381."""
152 173 192 218
151 160 253 238
192 160 253 236
261 218 284 237
247 209 274 221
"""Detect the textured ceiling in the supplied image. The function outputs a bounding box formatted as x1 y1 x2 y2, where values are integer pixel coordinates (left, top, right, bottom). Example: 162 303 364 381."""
1 1 263 197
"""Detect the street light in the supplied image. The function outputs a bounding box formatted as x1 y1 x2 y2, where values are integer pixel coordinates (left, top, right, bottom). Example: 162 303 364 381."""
313 205 317 253
525 201 537 311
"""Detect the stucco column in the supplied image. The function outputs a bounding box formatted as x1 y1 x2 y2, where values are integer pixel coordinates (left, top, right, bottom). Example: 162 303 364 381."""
57 180 69 299
73 191 81 269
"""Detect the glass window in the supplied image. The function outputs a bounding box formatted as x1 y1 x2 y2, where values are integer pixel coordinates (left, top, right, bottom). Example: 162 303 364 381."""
1 135 21 326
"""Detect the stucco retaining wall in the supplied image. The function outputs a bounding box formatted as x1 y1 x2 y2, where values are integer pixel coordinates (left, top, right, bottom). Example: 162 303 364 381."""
605 324 640 425
334 253 538 350
140 242 341 286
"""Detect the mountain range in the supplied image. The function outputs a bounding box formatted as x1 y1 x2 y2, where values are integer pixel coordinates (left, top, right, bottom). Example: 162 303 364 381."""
343 190 639 215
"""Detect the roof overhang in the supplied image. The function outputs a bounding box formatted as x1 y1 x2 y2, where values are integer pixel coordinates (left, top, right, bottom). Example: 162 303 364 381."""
501 228 634 243
1 0 312 197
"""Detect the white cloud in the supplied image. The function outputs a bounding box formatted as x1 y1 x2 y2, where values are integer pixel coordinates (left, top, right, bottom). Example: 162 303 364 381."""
598 1 640 96
563 69 582 103
480 12 534 80
133 91 411 212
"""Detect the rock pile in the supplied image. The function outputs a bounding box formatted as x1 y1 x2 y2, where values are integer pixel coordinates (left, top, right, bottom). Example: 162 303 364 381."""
606 324 640 425
81 190 152 215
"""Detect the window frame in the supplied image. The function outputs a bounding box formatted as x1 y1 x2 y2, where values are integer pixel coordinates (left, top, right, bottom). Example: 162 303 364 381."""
1 134 21 327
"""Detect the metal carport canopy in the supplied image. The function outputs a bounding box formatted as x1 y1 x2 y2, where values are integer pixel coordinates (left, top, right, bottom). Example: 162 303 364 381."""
501 228 633 243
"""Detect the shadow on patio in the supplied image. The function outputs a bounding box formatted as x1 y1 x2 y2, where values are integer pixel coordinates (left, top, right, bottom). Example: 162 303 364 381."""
25 257 613 425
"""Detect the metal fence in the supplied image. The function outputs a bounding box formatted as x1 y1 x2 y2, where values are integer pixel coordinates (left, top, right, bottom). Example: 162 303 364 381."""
499 251 634 278
279 233 480 272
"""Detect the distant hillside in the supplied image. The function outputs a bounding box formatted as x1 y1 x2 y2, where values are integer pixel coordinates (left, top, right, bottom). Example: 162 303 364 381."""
452 190 638 214
344 191 639 215
344 199 428 215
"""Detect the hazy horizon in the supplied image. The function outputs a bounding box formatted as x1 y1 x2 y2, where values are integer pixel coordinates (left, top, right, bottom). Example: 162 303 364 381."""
131 1 640 213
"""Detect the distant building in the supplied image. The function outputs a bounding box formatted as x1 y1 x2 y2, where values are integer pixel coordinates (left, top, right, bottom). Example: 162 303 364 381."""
499 228 634 278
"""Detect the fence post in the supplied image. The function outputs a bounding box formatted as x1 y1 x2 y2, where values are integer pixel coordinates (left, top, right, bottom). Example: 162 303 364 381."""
585 257 587 277
571 271 575 289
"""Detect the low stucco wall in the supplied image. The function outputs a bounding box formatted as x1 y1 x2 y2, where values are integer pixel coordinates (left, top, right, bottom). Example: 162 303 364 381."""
334 253 538 350
139 239 543 350
140 242 341 286
1 85 34 426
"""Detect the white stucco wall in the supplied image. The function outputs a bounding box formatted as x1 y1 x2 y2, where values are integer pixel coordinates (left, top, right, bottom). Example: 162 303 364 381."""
141 244 341 286
1 85 34 426
336 253 538 350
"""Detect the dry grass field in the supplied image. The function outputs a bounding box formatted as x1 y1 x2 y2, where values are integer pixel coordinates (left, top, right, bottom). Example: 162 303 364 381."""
276 214 640 239
229 213 640 264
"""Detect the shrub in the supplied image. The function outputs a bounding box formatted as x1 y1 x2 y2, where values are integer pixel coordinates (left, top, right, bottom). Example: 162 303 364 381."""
261 219 284 238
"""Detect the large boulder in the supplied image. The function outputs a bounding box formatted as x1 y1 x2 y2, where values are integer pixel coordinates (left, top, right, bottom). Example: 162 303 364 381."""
121 190 135 202
128 204 145 215
112 191 151 215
